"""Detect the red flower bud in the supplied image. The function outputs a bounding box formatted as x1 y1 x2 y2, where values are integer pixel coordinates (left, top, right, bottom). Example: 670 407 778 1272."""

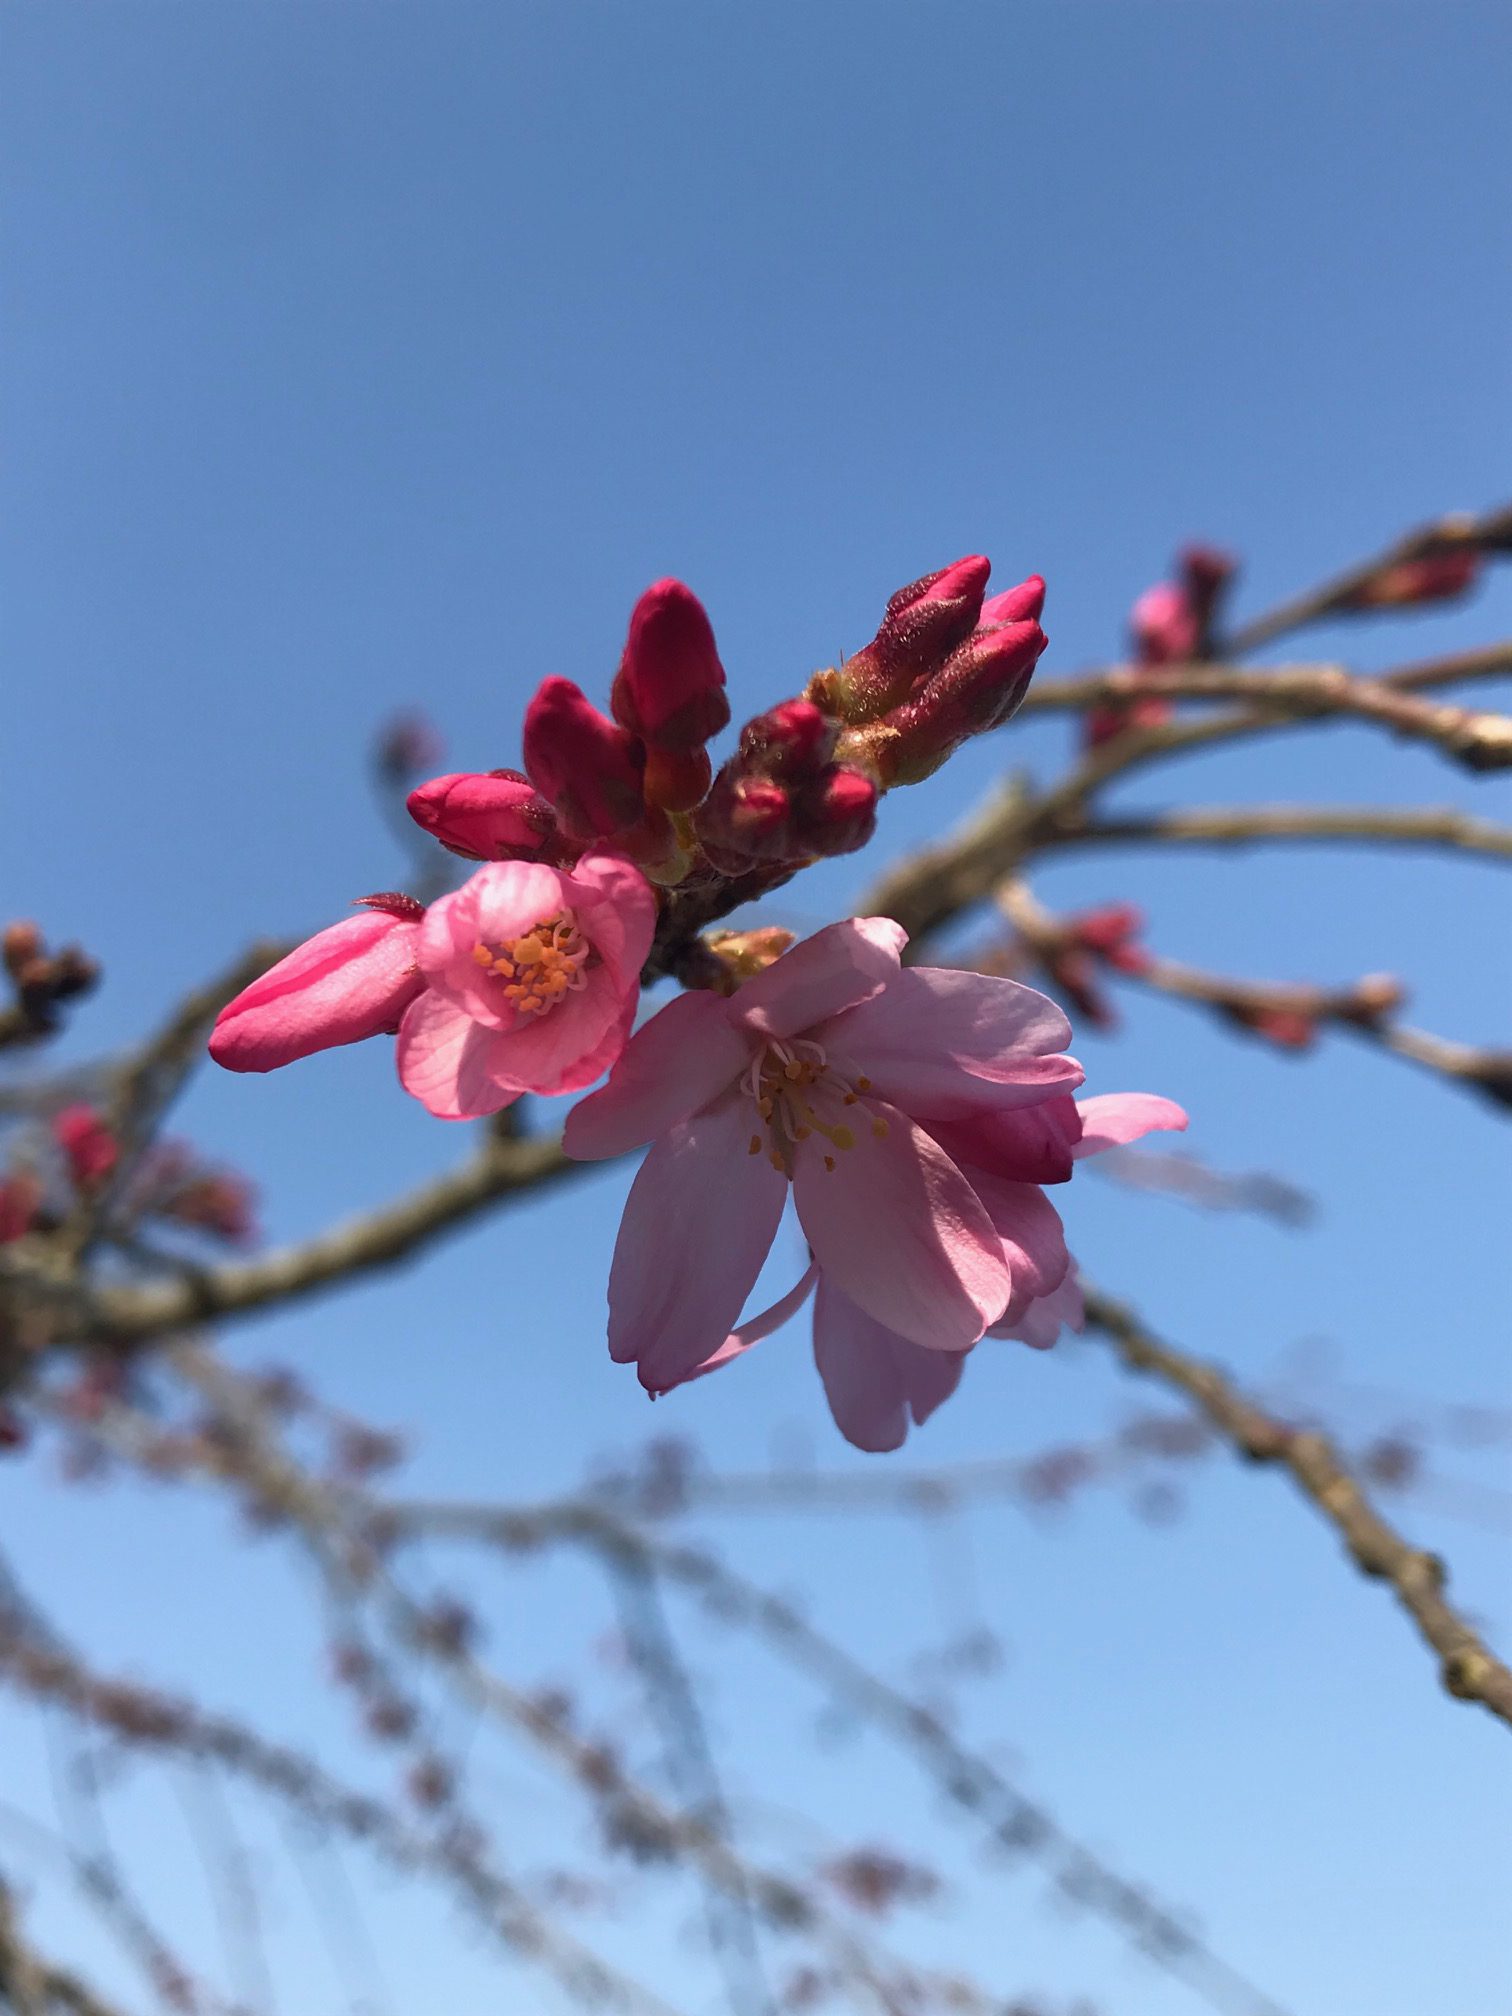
737 699 837 780
0 1172 42 1244
610 579 730 751
978 574 1046 628
873 615 1047 785
1069 902 1145 956
1231 1006 1318 1050
407 771 562 860
695 771 794 864
1344 551 1480 609
791 765 878 858
832 555 992 722
523 676 647 840
54 1105 119 1190
1082 692 1173 751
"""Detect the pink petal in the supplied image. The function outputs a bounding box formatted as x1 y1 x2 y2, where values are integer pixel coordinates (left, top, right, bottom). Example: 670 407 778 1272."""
608 1092 788 1392
416 865 569 1030
989 1269 1085 1348
812 1277 969 1453
1072 1093 1189 1158
563 851 659 990
819 967 1079 1119
668 1264 820 1390
395 992 519 1120
564 990 751 1161
792 1101 1008 1350
925 1097 1082 1185
731 918 907 1039
967 1171 1071 1317
479 961 632 1098
209 912 424 1073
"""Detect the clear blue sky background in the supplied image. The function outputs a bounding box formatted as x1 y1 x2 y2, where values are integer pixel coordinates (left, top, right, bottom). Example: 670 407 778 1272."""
3 5 1509 2014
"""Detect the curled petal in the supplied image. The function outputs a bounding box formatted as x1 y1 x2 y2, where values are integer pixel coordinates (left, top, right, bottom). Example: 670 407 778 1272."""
608 1092 788 1392
667 1264 820 1391
967 1172 1070 1320
792 1101 1007 1350
395 992 520 1120
821 967 1079 1118
926 1097 1083 1185
989 1269 1085 1348
1072 1093 1189 1158
732 918 907 1039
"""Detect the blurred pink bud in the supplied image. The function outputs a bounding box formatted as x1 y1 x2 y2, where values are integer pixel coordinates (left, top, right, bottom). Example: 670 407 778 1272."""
1082 691 1173 750
1130 580 1200 665
54 1105 119 1189
523 676 647 839
833 556 992 722
1233 1005 1318 1050
166 1171 259 1245
0 1172 42 1243
0 1407 26 1453
1345 551 1480 609
1068 902 1145 957
210 907 425 1073
610 579 730 752
790 765 879 858
407 771 562 861
375 711 445 780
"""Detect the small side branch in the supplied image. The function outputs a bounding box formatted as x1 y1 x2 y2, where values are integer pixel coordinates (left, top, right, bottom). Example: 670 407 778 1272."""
1081 1289 1512 1731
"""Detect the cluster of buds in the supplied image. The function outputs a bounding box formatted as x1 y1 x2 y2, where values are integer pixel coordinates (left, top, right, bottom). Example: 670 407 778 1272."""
3 920 99 1042
131 1139 260 1245
401 559 1046 896
1034 901 1151 1029
1085 544 1237 750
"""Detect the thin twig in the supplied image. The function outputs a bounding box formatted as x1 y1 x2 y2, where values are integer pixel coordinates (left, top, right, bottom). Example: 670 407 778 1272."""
1080 1288 1512 1730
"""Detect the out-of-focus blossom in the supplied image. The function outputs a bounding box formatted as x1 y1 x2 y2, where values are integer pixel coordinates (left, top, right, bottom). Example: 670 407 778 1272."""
396 854 655 1119
0 1171 42 1243
566 917 1098 1401
375 711 445 782
1343 551 1480 609
54 1105 119 1190
211 898 427 1073
1085 543 1236 750
406 770 563 862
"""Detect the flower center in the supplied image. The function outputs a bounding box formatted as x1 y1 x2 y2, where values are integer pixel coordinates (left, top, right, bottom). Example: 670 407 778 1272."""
742 1037 887 1174
471 909 590 1018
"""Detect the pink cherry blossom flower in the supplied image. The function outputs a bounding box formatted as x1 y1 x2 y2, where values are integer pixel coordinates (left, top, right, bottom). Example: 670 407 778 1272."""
564 918 1091 1396
396 854 656 1119
677 1089 1186 1451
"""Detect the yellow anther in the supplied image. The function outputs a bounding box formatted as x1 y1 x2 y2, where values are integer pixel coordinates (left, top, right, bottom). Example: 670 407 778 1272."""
472 943 494 967
768 1151 786 1172
757 1096 774 1119
824 1154 837 1172
871 1116 889 1139
748 1134 762 1156
784 1060 804 1082
512 933 545 966
829 1124 855 1151
842 1091 858 1105
855 1075 871 1092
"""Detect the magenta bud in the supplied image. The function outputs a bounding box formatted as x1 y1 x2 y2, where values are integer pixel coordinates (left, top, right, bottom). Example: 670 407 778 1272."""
523 676 647 840
792 765 878 858
642 744 713 813
833 556 992 723
979 574 1046 628
695 770 794 863
1345 551 1481 609
877 618 1047 784
737 699 837 780
406 771 561 861
1129 581 1199 666
610 579 730 751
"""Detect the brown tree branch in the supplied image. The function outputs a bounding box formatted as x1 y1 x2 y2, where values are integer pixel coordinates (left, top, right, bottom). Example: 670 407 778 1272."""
1080 1288 1512 1730
1041 802 1512 863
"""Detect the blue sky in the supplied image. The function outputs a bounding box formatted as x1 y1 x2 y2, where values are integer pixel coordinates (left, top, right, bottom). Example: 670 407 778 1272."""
2 4 1510 2014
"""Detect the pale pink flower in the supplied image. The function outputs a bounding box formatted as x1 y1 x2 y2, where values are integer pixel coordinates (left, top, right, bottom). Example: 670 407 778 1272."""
563 918 1089 1395
687 1089 1186 1451
396 854 656 1119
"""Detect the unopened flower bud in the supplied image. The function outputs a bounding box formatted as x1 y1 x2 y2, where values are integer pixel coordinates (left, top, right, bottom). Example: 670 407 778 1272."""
868 615 1047 786
3 921 42 979
790 765 878 858
978 574 1047 628
407 771 562 860
1179 544 1237 648
0 1172 43 1244
523 676 647 839
610 579 730 751
54 1105 119 1190
1230 1005 1317 1050
829 556 992 723
1130 580 1200 666
737 699 836 780
1344 551 1480 610
1069 903 1144 956
695 770 794 864
1345 972 1407 1022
